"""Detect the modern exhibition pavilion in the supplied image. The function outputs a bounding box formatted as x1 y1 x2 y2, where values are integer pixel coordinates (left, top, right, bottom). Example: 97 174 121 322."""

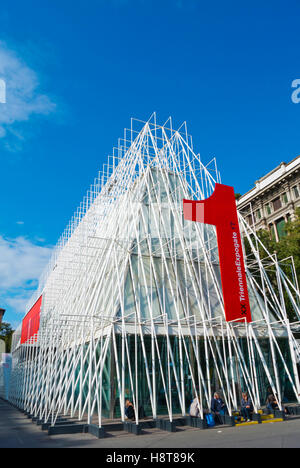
3 115 300 429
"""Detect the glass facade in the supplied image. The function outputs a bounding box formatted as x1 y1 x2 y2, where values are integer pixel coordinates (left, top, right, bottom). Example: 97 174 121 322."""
85 334 297 419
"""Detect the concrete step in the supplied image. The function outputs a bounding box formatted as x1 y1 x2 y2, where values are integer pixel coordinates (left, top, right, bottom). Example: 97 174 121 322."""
235 421 259 427
261 418 284 424
261 414 274 420
48 423 86 436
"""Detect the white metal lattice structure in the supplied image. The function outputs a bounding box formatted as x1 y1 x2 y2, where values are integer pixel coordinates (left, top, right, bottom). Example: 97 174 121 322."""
6 114 300 427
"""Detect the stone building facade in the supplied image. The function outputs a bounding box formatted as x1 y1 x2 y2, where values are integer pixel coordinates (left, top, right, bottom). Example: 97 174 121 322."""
237 155 300 241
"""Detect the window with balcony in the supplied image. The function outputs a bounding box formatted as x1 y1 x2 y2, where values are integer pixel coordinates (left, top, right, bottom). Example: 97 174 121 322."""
272 197 282 211
265 203 272 216
247 215 254 226
281 192 288 205
293 185 299 199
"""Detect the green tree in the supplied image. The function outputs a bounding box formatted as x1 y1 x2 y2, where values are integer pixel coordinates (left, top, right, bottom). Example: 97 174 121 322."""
0 322 14 353
276 208 300 281
243 208 300 322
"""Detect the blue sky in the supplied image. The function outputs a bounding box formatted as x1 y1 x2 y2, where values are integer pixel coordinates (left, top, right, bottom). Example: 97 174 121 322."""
0 0 299 328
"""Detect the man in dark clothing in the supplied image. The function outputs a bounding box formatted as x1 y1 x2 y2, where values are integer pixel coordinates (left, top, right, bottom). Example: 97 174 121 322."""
211 392 226 424
125 400 135 420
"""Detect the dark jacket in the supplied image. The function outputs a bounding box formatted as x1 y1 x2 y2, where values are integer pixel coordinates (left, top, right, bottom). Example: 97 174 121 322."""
125 404 135 420
211 397 225 413
241 397 253 411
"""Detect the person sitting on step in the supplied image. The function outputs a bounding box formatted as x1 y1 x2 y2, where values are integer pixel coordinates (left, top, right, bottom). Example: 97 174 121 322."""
266 393 279 412
211 392 226 424
241 392 253 422
189 397 200 418
266 392 289 415
125 399 135 420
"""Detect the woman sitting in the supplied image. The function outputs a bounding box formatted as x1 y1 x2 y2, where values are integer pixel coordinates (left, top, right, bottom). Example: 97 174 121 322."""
189 397 200 418
241 392 253 422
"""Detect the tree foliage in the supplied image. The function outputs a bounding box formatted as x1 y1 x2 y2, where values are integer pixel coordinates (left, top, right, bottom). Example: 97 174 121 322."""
276 207 300 280
243 208 300 322
0 322 14 353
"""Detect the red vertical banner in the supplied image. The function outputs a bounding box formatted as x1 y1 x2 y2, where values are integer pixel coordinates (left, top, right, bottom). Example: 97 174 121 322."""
183 183 252 323
21 296 43 344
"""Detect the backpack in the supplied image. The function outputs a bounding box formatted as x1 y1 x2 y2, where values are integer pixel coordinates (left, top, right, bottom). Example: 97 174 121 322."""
205 413 215 427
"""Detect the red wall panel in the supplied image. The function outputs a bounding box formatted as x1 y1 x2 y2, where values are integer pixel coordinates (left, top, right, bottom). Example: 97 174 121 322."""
21 296 42 344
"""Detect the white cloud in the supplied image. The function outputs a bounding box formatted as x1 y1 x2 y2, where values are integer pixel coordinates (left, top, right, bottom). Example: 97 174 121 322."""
0 41 56 148
5 295 32 314
0 235 52 289
0 235 52 318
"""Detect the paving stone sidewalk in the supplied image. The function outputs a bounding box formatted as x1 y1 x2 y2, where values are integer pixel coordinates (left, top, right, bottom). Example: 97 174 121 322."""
1 399 300 448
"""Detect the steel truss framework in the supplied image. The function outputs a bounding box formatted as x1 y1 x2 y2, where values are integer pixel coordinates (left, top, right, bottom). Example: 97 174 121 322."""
4 114 300 427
